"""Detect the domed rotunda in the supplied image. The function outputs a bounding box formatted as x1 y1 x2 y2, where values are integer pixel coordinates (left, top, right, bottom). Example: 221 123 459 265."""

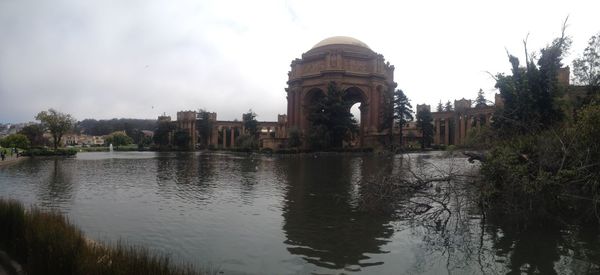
285 36 397 147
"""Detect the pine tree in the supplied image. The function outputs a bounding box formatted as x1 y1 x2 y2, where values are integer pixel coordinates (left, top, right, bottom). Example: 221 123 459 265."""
436 101 444 112
475 89 487 107
444 101 453 112
307 82 358 149
416 108 433 149
493 30 569 136
393 89 414 147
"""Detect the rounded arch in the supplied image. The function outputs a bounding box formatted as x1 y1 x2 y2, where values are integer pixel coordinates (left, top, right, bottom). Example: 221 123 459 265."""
305 87 326 104
342 86 368 105
286 37 396 148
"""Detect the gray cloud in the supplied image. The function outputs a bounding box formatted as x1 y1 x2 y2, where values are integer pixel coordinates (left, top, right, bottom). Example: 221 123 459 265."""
1 0 598 123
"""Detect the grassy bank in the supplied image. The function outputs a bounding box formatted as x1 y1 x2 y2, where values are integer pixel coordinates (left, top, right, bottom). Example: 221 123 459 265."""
0 199 204 275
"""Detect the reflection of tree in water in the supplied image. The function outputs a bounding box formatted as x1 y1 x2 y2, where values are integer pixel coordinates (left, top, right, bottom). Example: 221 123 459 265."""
173 152 199 185
384 155 491 274
401 154 600 274
156 152 176 185
39 159 74 208
280 156 395 270
237 155 259 198
485 209 600 274
155 152 216 202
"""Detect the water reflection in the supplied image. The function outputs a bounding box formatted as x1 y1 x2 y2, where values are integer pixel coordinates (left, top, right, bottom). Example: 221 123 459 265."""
399 154 600 274
38 159 74 208
156 152 217 203
1 152 600 274
280 156 394 270
485 211 600 274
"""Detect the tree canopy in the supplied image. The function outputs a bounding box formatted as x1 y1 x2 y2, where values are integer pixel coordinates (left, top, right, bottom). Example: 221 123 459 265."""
475 89 487 107
105 132 133 147
18 124 47 147
307 82 358 149
35 109 76 150
173 130 191 149
153 120 175 148
242 110 258 136
416 108 433 149
493 31 570 136
573 32 600 96
393 89 414 147
0 134 30 149
196 109 213 147
444 101 453 112
436 101 443 112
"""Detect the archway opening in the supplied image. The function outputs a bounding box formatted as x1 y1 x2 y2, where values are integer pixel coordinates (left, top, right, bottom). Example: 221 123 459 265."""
349 102 362 147
343 87 367 147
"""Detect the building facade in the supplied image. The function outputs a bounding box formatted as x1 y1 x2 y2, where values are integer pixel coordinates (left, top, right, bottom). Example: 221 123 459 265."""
431 99 497 146
286 36 397 147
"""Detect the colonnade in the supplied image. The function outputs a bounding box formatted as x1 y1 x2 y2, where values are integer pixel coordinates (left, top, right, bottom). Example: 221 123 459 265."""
433 112 493 146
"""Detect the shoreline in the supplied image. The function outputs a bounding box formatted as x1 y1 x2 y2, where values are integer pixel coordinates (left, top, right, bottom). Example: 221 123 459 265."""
0 156 27 167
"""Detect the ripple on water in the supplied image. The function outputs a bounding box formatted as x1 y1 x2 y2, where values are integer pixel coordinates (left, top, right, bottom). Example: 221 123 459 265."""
1 152 599 274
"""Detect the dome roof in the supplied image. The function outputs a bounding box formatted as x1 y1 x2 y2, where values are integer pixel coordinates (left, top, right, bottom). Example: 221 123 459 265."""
311 36 370 50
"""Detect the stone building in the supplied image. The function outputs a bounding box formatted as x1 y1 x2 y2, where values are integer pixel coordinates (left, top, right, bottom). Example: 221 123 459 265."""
286 36 397 148
429 67 576 146
431 99 496 146
164 111 287 150
176 111 198 150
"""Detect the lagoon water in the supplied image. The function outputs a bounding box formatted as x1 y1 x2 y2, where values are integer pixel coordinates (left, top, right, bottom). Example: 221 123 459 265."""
0 152 599 274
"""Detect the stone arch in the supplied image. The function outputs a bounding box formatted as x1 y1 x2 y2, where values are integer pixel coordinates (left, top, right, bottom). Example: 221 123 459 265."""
304 87 326 104
286 37 396 148
343 86 369 146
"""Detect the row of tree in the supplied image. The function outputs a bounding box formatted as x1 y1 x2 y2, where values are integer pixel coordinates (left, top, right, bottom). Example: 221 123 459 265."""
3 109 148 151
435 89 489 112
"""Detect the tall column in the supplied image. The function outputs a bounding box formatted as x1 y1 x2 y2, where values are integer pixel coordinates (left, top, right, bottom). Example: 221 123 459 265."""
455 115 462 145
287 90 293 130
211 126 218 146
460 115 466 145
291 90 297 128
296 90 308 134
445 119 450 145
466 116 472 137
370 87 379 132
230 127 235 147
435 119 441 145
222 127 227 148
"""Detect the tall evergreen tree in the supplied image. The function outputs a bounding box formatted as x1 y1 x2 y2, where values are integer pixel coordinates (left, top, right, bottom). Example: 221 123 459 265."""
436 101 444 112
196 109 213 147
242 110 258 136
393 89 414 147
416 108 434 149
153 120 175 148
475 89 487 107
307 82 358 149
493 30 570 136
444 101 453 112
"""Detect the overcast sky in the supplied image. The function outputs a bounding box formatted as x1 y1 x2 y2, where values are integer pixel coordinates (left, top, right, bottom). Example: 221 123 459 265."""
0 0 598 123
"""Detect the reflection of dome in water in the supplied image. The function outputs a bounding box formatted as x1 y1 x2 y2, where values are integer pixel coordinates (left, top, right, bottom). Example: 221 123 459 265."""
311 36 370 50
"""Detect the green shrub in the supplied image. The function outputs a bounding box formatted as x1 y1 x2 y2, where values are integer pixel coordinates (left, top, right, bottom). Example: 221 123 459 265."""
481 104 600 220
